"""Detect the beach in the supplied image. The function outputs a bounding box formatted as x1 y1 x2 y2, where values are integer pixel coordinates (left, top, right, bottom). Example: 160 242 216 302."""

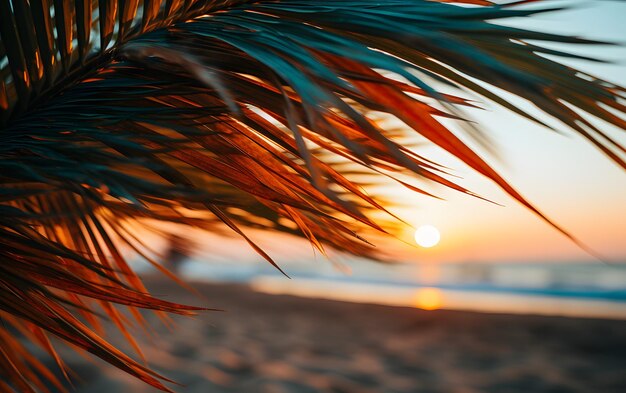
50 278 626 393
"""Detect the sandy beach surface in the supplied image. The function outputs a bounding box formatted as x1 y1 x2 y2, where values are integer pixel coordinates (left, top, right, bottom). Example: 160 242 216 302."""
44 278 626 393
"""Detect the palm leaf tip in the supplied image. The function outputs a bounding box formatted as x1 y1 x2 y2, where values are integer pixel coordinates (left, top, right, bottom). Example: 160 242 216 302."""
1 0 625 391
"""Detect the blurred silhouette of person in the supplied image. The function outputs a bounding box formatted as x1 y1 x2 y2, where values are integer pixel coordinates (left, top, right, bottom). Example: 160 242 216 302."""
162 233 193 274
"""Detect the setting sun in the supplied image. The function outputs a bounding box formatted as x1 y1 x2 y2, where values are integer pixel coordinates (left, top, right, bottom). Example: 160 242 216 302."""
414 225 441 248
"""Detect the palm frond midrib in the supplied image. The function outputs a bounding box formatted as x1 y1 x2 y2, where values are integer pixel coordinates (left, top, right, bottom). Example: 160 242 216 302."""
1 0 265 127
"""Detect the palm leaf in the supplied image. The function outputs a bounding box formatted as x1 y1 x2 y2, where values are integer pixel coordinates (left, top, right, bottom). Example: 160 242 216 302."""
1 0 624 391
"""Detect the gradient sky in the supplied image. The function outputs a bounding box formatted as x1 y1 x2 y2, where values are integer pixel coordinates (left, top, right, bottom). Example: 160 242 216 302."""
185 1 625 266
387 0 626 264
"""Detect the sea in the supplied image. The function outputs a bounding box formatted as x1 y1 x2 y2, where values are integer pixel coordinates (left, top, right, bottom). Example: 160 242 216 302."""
135 257 626 320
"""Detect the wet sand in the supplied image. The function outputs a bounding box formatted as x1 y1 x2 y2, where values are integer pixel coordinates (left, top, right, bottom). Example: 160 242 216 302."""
48 278 626 393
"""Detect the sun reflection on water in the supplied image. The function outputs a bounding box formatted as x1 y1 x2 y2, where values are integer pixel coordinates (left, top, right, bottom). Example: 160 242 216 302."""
413 287 444 310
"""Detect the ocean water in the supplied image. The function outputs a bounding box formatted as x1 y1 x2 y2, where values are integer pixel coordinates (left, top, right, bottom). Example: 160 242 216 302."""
137 258 626 320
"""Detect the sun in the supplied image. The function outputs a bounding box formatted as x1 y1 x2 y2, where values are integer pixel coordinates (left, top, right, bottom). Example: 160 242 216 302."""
414 225 441 248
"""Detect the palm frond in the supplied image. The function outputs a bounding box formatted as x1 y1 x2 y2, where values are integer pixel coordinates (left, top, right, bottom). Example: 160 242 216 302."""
1 0 624 391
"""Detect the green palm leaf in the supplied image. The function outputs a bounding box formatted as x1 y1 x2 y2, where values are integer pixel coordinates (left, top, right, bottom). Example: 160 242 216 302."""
0 0 624 391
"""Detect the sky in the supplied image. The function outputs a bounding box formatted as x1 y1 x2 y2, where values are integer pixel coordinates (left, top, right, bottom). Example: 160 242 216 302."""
180 1 625 267
387 0 626 264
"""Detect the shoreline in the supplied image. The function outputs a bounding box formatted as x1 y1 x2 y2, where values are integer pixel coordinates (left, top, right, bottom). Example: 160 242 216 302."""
247 276 626 321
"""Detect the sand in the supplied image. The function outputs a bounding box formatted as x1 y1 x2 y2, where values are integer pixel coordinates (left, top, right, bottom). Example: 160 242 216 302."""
44 278 626 393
